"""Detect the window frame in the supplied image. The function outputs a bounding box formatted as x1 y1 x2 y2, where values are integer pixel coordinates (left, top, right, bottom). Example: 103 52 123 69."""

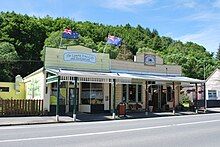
0 87 10 92
208 90 217 99
122 84 142 103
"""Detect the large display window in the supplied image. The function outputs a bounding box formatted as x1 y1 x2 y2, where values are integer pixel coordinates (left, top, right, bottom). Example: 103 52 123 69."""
122 84 142 103
81 83 104 105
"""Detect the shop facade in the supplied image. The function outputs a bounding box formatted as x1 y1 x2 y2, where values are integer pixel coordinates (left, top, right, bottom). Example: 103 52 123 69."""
22 45 204 115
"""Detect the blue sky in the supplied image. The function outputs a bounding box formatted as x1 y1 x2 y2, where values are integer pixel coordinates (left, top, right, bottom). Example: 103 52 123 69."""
0 0 220 53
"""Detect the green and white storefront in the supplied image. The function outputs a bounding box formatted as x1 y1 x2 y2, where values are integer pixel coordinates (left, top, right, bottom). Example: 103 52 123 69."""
23 45 204 119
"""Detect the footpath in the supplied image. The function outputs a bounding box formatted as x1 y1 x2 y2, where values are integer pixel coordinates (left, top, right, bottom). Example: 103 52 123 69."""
0 108 219 126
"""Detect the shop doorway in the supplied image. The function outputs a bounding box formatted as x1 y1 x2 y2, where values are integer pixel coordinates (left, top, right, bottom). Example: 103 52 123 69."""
69 88 79 113
149 85 167 111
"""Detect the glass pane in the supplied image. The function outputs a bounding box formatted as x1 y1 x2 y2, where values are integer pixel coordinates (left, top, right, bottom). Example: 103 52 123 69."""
138 85 142 102
122 84 127 102
129 85 136 102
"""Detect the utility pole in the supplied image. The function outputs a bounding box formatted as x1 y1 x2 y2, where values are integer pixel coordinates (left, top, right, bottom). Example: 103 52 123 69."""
216 43 220 60
203 63 206 80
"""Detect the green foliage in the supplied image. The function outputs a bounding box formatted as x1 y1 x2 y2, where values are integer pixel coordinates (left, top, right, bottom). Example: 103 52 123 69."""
0 42 19 81
137 47 156 54
116 44 133 61
216 44 220 60
0 42 18 60
180 94 191 108
0 12 219 81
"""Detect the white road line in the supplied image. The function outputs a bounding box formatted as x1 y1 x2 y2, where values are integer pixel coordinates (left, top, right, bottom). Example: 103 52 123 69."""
0 119 220 143
0 113 220 130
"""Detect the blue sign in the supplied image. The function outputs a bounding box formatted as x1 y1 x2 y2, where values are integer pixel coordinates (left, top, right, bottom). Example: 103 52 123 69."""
63 51 97 64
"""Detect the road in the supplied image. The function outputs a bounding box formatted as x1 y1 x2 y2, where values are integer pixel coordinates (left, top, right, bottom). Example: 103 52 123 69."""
0 113 220 147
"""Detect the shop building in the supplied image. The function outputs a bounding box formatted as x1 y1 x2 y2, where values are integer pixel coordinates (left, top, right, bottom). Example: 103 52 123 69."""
22 45 204 115
0 75 25 99
205 68 220 107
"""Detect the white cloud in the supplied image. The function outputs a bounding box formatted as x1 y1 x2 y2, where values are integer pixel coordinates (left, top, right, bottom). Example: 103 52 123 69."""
100 0 154 11
184 11 220 21
177 26 220 52
175 0 198 9
212 0 220 8
182 1 197 8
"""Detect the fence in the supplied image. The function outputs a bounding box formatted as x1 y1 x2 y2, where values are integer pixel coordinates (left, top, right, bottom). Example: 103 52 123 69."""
0 99 43 116
198 100 220 108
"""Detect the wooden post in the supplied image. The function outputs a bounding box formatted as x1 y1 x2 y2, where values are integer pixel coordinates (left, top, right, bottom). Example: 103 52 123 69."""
24 100 27 115
112 79 116 119
22 100 25 115
0 100 1 116
145 81 149 115
56 76 60 122
195 83 198 114
73 77 78 122
41 100 44 115
172 82 175 115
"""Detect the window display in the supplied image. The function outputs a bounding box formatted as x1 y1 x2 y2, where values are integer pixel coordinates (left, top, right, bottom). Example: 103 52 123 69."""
81 83 103 105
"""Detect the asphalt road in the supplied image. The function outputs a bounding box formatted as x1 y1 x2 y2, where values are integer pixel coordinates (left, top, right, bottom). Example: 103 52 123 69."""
0 113 220 147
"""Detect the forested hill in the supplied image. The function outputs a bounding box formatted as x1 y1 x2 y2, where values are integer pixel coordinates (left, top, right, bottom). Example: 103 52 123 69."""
0 12 219 82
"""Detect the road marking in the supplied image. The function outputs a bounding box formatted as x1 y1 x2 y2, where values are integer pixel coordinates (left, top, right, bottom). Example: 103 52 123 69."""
0 113 220 130
0 119 220 143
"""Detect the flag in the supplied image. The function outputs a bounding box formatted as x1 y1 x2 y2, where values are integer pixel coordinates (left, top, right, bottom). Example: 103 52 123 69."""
62 28 79 39
107 35 122 46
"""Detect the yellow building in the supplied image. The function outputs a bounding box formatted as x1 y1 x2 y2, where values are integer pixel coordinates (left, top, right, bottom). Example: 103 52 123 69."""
0 77 25 99
19 45 204 115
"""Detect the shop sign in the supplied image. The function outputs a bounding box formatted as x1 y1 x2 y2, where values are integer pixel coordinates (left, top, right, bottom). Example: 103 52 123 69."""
63 51 96 64
144 54 156 66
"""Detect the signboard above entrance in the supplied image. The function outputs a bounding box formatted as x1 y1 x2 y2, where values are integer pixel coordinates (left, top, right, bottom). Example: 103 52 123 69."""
144 54 156 66
44 46 110 72
63 51 96 64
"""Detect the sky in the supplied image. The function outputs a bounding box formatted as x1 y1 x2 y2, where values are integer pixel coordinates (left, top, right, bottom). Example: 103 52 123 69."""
0 0 220 53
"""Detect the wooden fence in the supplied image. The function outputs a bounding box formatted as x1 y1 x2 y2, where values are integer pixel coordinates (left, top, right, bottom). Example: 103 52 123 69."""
0 99 43 116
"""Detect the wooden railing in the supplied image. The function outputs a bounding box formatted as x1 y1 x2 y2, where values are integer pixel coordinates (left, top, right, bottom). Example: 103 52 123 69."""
0 99 43 116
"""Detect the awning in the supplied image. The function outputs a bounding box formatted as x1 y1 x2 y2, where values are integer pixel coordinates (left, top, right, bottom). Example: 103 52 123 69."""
47 68 120 79
46 68 205 84
117 73 205 83
46 68 125 83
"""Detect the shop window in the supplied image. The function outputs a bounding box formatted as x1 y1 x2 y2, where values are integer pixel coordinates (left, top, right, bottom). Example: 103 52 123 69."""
129 85 136 102
138 85 142 102
81 83 103 105
167 86 172 102
0 87 9 92
122 84 127 102
123 84 142 103
81 83 90 104
208 90 217 99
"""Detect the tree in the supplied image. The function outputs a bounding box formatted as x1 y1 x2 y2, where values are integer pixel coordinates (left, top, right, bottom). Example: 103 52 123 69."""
116 44 133 61
0 11 218 81
137 47 156 54
0 42 18 81
216 44 220 60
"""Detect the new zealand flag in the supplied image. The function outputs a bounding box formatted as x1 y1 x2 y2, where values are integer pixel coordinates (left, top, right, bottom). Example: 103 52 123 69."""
62 28 79 39
107 35 122 46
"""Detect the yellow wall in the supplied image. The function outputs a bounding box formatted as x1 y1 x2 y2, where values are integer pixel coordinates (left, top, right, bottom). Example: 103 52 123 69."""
50 88 67 105
0 82 25 99
44 45 110 72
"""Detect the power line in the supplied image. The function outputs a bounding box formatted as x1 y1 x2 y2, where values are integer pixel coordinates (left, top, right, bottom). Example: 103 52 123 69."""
0 60 43 63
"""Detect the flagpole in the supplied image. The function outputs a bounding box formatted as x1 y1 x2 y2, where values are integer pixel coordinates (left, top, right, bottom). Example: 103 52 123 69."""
101 42 108 71
59 36 63 48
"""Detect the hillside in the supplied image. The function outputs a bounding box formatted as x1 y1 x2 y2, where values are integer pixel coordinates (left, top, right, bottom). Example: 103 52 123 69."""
0 11 218 81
